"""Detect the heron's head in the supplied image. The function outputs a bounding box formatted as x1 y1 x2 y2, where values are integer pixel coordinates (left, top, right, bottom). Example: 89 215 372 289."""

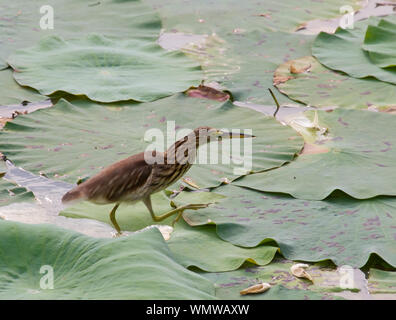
193 126 255 145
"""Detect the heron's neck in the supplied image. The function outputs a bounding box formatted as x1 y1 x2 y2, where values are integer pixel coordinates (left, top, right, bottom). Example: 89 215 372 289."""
165 134 201 165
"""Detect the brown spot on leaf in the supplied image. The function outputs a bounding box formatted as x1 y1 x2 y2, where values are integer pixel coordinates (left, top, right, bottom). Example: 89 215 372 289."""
258 13 272 18
337 117 348 126
273 74 294 86
100 144 114 150
379 106 396 114
186 85 230 102
290 63 311 74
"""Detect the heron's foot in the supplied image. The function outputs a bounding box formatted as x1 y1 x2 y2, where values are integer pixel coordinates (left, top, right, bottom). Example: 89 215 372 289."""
111 230 134 238
111 231 124 238
151 203 211 224
170 203 211 227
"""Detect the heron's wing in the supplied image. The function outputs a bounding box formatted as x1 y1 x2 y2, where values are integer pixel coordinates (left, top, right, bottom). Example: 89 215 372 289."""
62 152 155 203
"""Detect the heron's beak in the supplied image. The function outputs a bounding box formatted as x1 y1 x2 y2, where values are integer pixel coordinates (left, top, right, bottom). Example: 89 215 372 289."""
217 130 256 139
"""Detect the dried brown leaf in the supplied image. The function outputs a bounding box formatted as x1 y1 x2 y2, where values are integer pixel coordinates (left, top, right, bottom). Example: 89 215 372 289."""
240 282 271 295
290 263 313 282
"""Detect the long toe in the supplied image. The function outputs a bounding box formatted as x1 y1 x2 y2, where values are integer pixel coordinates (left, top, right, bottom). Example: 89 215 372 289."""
187 203 210 210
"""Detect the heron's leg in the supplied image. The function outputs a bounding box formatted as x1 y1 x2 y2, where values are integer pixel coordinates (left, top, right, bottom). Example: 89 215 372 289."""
142 196 209 225
171 211 184 227
109 203 121 235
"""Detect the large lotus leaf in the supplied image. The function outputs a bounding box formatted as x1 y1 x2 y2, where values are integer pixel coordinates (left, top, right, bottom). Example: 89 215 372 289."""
184 184 396 268
8 35 202 103
368 269 396 294
200 259 346 300
236 108 396 200
0 68 47 106
274 56 396 109
61 191 278 272
0 0 161 68
146 0 358 34
0 220 216 299
363 19 396 69
167 221 278 272
0 179 35 207
312 17 396 85
196 31 314 105
0 94 303 188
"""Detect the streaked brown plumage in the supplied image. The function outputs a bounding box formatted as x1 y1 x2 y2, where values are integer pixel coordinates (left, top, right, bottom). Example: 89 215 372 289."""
62 126 253 234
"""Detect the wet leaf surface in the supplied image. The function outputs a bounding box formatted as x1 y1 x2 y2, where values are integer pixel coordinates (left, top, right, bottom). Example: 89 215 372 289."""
236 108 396 200
184 184 396 268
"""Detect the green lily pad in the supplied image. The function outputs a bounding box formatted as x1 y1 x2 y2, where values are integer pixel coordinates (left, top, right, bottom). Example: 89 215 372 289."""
61 190 278 272
363 19 396 69
0 220 215 299
0 0 161 67
0 68 47 106
274 56 396 109
236 108 396 200
0 94 303 188
184 184 396 268
146 0 358 34
8 35 202 103
368 269 396 294
168 221 278 272
200 259 345 300
312 17 396 85
199 31 315 105
0 178 35 207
